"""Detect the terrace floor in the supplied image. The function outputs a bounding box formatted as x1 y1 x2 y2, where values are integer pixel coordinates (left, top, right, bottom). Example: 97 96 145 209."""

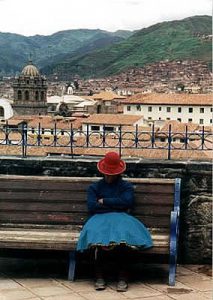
0 254 211 300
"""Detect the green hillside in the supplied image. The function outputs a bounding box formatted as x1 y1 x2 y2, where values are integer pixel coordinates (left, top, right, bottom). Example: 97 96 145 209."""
0 29 131 75
43 15 212 78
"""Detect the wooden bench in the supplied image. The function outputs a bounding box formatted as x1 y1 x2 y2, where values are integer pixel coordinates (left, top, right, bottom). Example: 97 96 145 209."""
0 175 181 286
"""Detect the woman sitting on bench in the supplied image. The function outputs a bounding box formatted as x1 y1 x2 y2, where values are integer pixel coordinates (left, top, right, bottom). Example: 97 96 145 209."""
77 151 153 292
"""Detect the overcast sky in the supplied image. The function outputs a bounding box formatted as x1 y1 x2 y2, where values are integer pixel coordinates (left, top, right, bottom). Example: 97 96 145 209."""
0 0 211 36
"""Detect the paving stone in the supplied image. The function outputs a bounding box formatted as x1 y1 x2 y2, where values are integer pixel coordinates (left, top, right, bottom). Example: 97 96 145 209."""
202 291 212 299
145 281 193 294
61 280 98 292
80 291 126 300
0 288 36 300
43 293 88 300
177 275 212 291
15 278 58 288
136 296 174 300
0 279 22 290
167 291 211 300
29 285 71 297
176 266 197 276
115 283 162 299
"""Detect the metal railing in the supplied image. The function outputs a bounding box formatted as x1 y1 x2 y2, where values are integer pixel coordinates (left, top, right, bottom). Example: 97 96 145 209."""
0 122 212 159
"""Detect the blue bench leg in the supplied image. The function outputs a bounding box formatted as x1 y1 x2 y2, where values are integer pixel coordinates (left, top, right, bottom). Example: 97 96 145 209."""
169 211 178 286
68 251 76 281
169 254 176 286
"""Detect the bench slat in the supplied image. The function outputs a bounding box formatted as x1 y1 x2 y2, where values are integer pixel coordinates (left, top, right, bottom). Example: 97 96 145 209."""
0 229 169 251
0 192 174 207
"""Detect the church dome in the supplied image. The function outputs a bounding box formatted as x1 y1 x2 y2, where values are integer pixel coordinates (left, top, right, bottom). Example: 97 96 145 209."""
21 61 40 77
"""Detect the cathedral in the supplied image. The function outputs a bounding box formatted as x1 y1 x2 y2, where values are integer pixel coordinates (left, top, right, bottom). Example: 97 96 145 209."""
12 61 48 115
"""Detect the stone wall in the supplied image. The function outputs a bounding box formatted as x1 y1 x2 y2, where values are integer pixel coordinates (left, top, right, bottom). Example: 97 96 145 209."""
0 156 212 264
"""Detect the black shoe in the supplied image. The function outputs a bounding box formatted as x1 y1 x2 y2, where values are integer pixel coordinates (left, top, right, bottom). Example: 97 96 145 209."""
94 278 106 290
116 280 128 292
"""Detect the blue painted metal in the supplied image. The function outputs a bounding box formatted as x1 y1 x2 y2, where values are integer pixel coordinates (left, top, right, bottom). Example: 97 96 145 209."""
169 211 178 286
68 251 76 281
2 125 212 159
169 178 181 286
174 178 181 214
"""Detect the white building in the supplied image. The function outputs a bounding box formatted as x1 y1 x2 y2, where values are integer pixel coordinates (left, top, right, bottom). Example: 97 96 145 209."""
0 98 14 119
82 114 147 132
122 93 212 126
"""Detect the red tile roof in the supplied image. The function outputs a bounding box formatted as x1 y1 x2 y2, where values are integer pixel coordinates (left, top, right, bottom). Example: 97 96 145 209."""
121 93 212 106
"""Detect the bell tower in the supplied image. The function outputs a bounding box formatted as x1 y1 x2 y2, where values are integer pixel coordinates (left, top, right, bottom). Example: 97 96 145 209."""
13 61 48 115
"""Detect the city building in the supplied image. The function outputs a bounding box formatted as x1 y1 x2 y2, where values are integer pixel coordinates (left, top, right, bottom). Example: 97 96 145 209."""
121 93 212 126
12 61 48 115
81 113 147 132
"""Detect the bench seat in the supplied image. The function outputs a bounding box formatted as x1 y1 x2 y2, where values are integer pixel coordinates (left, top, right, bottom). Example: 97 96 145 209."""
0 227 169 251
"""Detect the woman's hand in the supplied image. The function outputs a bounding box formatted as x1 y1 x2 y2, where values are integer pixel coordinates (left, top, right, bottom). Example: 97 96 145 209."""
97 198 104 205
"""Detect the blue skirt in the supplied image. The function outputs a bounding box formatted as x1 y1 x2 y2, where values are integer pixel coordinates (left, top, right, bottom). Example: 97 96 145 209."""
77 212 153 252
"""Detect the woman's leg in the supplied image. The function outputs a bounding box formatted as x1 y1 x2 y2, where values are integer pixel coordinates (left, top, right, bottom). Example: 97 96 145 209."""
93 247 106 290
114 245 129 292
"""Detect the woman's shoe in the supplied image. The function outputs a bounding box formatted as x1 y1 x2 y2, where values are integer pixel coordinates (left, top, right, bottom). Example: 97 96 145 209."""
94 278 106 290
116 280 128 292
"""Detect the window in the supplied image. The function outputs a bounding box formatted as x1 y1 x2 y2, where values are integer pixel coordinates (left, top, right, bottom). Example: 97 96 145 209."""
42 128 45 134
160 138 166 142
91 125 100 131
25 90 29 101
211 107 213 112
177 118 181 122
18 90 22 100
61 130 64 135
35 91 39 101
167 107 171 112
180 138 185 143
199 119 204 124
210 119 212 124
188 107 193 113
148 117 152 120
188 118 192 123
200 107 204 113
178 107 182 113
166 118 170 120
159 117 161 120
105 126 114 132
0 107 4 117
41 91 45 101
31 128 35 134
173 138 177 142
148 106 152 112
136 105 141 111
159 107 162 111
127 105 131 111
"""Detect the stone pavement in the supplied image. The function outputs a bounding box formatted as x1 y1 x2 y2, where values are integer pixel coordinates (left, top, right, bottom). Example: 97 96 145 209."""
0 256 211 300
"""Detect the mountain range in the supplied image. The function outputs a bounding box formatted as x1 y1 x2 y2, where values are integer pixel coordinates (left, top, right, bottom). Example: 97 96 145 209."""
0 15 211 79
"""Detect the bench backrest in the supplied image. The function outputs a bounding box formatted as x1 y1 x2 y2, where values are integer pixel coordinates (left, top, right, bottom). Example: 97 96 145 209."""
0 176 178 232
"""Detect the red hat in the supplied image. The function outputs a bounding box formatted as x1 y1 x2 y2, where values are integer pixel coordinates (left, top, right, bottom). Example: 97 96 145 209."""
97 152 126 175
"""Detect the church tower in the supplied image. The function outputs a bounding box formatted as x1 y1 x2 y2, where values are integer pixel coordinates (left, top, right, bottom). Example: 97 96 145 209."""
12 61 48 115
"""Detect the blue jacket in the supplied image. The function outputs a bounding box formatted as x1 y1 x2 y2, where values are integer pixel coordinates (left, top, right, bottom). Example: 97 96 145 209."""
87 177 134 214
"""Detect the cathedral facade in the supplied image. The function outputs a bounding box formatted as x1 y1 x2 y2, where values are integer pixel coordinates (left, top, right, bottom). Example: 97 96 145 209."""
12 61 48 115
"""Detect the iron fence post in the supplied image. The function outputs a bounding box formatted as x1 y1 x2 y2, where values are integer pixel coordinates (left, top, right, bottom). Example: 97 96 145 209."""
22 122 27 157
168 124 172 160
54 122 57 147
135 124 138 148
103 125 106 148
151 124 155 148
70 123 74 158
119 124 122 157
86 124 89 147
185 125 188 149
201 126 205 150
